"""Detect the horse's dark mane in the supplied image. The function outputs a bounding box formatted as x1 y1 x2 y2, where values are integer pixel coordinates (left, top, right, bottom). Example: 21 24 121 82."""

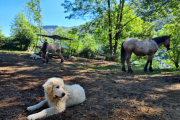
152 36 170 44
41 42 48 55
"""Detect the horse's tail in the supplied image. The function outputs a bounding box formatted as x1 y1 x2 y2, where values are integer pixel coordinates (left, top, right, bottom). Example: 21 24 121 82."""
121 42 126 64
41 42 48 55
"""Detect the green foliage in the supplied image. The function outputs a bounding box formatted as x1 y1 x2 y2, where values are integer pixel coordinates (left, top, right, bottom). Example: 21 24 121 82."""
0 28 6 49
25 0 43 51
76 33 98 59
54 26 98 59
92 4 155 62
61 0 106 20
0 37 20 50
157 17 180 68
25 0 42 26
78 48 96 59
0 28 5 41
79 33 98 51
11 12 36 50
139 0 180 21
62 0 156 61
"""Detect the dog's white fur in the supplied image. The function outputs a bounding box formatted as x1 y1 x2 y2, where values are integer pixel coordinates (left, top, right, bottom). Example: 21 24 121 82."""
30 54 42 59
27 77 86 120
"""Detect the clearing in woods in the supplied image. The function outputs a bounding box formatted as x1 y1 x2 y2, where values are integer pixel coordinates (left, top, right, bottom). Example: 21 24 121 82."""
0 52 180 120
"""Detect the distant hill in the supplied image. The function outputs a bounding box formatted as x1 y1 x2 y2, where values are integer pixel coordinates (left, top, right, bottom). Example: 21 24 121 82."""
43 25 76 34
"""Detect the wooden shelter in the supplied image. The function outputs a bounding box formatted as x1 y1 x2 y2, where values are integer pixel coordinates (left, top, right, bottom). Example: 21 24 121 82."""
37 34 73 41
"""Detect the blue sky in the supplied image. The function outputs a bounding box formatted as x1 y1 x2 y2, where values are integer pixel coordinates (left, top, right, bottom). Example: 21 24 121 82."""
0 0 89 37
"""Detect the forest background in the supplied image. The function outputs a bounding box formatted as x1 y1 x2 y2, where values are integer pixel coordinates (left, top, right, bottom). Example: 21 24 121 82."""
0 0 179 68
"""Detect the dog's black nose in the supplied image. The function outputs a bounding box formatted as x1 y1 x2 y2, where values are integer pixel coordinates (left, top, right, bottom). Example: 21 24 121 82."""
62 93 65 97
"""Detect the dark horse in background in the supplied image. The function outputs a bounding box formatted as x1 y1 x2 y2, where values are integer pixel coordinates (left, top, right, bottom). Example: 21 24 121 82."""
41 42 64 63
121 35 171 73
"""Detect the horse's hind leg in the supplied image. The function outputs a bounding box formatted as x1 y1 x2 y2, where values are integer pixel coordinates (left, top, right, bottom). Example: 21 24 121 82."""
58 50 64 63
144 61 148 72
126 53 133 73
46 56 49 63
122 63 126 72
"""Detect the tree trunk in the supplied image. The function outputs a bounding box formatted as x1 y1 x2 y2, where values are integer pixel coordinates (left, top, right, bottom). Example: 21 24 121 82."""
112 0 124 61
175 61 179 68
108 0 113 61
20 43 23 50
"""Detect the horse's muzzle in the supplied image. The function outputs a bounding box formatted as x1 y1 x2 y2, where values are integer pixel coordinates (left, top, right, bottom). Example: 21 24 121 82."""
167 48 170 50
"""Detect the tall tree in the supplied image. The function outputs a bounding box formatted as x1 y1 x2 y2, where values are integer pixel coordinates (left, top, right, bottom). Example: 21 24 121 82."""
25 0 43 49
62 0 179 61
107 0 113 59
11 12 36 50
25 0 42 26
62 0 143 61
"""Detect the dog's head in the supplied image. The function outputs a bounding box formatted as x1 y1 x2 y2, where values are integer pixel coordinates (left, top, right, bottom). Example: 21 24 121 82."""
43 77 66 98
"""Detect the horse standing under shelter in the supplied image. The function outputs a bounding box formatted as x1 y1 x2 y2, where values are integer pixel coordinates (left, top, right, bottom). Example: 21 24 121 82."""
41 42 64 63
121 35 171 73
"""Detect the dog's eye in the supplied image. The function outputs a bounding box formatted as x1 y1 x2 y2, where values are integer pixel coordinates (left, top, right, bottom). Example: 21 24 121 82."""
56 85 59 88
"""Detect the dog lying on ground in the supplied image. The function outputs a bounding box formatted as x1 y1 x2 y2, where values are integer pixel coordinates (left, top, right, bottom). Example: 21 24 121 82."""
30 54 42 59
27 77 86 120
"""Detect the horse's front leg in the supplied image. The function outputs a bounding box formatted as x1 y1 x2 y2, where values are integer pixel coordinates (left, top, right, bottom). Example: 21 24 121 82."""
144 61 148 72
41 51 46 63
126 53 133 73
149 59 153 72
45 52 49 63
144 55 153 72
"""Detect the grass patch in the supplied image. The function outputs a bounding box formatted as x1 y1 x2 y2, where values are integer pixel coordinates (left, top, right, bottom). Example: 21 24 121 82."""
0 50 33 54
76 62 82 66
89 64 121 70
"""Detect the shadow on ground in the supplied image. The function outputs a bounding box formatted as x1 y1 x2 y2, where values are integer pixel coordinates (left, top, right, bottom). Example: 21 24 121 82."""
0 52 180 120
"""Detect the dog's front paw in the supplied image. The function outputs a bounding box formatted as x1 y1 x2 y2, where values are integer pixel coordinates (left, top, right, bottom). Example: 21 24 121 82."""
27 106 36 111
27 114 36 120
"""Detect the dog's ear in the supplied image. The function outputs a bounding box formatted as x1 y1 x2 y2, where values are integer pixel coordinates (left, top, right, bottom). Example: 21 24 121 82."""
58 78 64 86
43 82 53 94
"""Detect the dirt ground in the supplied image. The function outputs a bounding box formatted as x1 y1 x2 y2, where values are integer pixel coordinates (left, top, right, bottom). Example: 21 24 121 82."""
0 52 180 120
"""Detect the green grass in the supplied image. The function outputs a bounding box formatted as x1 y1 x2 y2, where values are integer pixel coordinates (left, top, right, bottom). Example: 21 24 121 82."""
87 63 179 75
90 65 121 70
132 65 180 75
0 50 33 54
0 50 179 75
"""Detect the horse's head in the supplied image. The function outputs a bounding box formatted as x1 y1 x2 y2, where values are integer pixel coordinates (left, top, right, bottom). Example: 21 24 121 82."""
164 35 171 50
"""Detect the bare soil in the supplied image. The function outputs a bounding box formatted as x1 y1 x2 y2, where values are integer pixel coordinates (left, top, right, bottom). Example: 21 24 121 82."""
0 52 180 120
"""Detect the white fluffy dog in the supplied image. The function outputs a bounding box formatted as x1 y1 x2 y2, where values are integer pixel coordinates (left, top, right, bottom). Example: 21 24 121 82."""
30 54 42 59
27 77 86 120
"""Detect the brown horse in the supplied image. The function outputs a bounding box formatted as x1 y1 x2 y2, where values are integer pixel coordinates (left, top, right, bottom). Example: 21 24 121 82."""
121 35 171 73
41 42 64 63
